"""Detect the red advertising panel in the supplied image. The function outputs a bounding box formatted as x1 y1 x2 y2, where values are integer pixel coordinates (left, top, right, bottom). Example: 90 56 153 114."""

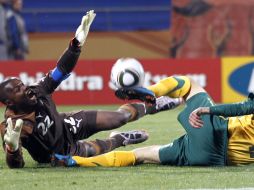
0 58 221 105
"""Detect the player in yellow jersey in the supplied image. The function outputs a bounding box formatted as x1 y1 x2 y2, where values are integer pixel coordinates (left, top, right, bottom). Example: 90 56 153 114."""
51 75 254 167
189 93 254 165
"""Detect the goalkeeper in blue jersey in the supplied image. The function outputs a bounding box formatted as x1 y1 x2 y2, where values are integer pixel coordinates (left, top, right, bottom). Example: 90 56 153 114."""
51 75 254 167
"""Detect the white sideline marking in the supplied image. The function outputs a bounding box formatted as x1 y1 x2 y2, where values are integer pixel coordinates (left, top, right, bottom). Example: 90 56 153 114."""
187 188 254 190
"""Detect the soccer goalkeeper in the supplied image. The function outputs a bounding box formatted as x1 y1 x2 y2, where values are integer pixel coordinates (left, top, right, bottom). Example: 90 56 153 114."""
52 76 254 167
0 10 174 168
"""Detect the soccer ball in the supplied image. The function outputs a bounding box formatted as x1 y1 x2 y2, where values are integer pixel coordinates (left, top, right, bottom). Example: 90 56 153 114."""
110 58 145 89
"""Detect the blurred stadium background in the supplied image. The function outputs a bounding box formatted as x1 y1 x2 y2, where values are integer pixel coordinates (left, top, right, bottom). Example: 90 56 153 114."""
1 0 254 105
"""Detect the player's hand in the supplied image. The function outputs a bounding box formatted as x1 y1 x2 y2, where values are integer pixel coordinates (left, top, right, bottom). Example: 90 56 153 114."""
115 87 156 105
75 10 96 46
4 118 23 152
189 107 210 128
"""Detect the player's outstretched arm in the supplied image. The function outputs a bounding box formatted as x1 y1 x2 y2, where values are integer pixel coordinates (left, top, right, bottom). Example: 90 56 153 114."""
52 10 96 82
189 96 254 128
41 10 96 94
189 95 254 128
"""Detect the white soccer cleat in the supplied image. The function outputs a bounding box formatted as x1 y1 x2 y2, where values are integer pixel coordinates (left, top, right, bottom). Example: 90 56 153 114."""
109 130 149 146
147 96 183 114
75 10 96 46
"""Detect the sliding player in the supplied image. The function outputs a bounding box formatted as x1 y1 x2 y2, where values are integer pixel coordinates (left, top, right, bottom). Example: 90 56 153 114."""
52 75 254 167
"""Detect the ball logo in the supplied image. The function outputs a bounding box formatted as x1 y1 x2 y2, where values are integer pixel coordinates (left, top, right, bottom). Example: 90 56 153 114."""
229 62 254 95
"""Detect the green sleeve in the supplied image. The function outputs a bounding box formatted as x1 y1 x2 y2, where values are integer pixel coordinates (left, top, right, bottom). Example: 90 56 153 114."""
210 99 254 117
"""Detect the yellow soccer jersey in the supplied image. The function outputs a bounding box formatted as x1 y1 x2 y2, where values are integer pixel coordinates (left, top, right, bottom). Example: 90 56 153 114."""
227 114 254 165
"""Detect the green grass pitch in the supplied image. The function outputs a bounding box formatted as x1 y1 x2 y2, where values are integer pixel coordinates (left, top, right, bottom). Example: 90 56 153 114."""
1 105 254 190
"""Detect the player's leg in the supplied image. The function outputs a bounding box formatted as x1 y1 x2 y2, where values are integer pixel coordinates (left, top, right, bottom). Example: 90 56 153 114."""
63 106 145 138
69 130 149 158
72 145 162 166
95 96 183 132
132 145 161 164
94 103 146 132
116 76 206 103
148 76 191 98
51 150 136 167
51 145 162 167
177 92 228 166
64 110 148 157
185 79 206 101
148 76 207 101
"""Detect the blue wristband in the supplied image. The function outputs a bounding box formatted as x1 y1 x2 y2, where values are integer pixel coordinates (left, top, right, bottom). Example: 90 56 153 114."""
51 67 70 82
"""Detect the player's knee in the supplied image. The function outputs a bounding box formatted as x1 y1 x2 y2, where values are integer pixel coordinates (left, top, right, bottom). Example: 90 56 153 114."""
185 78 206 99
76 141 97 157
117 104 135 122
109 111 129 127
96 111 129 129
117 103 145 122
97 111 130 129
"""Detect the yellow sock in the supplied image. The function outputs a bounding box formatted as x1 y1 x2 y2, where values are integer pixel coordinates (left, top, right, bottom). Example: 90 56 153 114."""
72 151 136 167
148 76 191 98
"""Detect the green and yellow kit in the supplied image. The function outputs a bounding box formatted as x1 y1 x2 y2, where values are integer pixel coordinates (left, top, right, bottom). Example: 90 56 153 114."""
160 92 254 166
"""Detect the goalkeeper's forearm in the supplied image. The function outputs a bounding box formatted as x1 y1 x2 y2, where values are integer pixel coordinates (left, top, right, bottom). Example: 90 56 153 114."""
5 146 25 168
51 38 81 83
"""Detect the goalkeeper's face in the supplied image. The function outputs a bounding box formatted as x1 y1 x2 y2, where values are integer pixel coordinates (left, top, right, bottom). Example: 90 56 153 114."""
1 78 37 111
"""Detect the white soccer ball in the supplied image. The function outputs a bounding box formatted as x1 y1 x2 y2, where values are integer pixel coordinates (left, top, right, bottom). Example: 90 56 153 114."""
111 58 145 89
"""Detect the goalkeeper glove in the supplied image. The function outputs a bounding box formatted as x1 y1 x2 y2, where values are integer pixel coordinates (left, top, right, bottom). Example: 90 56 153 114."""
75 10 96 46
4 118 23 152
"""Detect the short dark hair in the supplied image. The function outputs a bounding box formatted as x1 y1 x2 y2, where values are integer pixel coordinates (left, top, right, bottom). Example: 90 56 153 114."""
0 78 17 104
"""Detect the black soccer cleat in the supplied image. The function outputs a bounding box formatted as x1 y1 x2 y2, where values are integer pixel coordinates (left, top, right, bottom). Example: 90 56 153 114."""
115 87 156 104
109 130 149 146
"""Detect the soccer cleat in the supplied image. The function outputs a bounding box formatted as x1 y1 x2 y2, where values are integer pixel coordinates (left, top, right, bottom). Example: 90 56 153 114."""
147 96 183 114
51 154 77 167
248 92 254 100
109 130 149 146
115 87 156 104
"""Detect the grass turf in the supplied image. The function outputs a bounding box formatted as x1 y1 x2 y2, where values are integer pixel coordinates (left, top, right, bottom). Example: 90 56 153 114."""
0 105 254 190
